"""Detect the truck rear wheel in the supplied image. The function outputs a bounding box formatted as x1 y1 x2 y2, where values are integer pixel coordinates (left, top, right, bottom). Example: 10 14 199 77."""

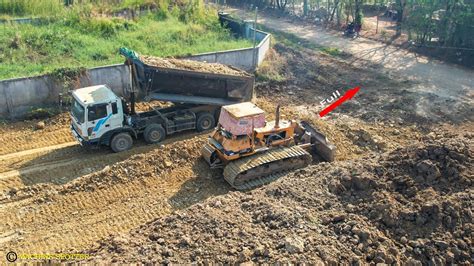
144 124 166 144
110 132 133 153
196 112 215 132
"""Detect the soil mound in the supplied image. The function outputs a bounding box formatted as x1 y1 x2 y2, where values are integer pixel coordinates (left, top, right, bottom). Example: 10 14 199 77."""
87 130 472 264
141 56 248 76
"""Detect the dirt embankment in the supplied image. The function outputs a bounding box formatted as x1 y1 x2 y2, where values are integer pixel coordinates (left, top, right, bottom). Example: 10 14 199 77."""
87 128 472 264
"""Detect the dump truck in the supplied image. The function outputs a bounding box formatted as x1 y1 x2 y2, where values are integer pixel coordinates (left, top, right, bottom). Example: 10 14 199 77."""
70 48 254 152
202 102 336 190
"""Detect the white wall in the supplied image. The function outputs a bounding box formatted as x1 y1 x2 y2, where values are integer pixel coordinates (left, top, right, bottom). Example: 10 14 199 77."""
0 64 131 118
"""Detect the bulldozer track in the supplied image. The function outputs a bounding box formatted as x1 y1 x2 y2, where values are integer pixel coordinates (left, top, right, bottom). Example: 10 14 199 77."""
223 146 311 190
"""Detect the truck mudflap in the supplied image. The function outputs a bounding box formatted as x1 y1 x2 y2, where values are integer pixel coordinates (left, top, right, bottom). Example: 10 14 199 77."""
300 121 336 162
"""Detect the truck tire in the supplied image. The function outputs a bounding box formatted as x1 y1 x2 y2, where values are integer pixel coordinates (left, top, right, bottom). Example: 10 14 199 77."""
144 124 166 144
196 112 216 132
110 132 133 153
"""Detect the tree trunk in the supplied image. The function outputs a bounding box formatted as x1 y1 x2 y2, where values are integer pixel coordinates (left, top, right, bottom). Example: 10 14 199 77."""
395 0 406 36
330 0 340 22
354 0 362 25
303 0 308 16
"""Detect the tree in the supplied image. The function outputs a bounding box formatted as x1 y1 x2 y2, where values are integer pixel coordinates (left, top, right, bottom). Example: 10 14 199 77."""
395 0 406 35
354 0 362 25
276 0 288 11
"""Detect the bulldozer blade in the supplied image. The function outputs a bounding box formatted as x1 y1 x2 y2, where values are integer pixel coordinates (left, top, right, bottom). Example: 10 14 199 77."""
300 121 336 162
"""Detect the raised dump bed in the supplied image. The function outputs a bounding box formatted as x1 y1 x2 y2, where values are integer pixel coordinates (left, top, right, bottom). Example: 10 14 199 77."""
120 48 255 105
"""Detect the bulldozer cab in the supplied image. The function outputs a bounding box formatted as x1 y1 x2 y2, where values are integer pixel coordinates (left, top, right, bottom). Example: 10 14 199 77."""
218 102 266 135
213 102 297 154
210 102 265 156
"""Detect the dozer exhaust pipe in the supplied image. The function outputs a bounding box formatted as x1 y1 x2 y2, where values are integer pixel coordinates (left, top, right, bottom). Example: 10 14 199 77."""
274 104 280 129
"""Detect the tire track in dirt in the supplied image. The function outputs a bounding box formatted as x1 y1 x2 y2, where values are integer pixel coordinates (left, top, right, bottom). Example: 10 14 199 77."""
0 131 208 196
0 142 77 162
0 130 228 255
0 148 229 254
0 127 74 156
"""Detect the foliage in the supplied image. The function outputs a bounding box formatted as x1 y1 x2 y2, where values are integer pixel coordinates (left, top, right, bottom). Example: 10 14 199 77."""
25 106 60 120
404 0 474 48
51 67 87 91
256 47 287 82
228 0 474 56
321 47 342 56
0 1 251 80
0 0 64 17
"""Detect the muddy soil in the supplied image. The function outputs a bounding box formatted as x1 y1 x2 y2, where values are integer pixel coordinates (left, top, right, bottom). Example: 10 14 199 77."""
141 56 248 76
87 128 473 264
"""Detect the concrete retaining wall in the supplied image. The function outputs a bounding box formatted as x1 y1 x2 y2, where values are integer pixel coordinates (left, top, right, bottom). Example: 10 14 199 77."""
184 13 271 71
0 64 131 118
184 47 256 71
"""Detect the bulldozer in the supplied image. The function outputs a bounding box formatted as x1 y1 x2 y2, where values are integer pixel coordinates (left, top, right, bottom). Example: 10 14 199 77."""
201 102 336 190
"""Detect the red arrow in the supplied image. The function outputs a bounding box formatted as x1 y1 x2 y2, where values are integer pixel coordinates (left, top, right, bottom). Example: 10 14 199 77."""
319 86 360 117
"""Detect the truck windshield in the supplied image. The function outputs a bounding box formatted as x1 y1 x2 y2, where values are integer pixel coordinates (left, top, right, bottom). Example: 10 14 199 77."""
72 99 85 124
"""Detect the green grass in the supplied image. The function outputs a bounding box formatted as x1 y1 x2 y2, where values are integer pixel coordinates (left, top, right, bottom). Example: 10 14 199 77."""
0 14 252 79
321 47 343 57
0 0 64 17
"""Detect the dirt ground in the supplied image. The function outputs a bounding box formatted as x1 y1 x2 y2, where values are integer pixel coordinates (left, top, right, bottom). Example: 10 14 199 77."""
88 128 473 264
231 8 474 122
0 40 472 264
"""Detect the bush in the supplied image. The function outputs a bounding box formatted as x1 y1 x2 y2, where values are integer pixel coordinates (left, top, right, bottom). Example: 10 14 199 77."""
321 47 341 56
63 16 136 38
0 1 26 16
25 107 59 120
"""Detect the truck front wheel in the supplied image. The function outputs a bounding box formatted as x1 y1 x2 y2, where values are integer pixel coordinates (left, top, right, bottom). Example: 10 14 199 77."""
110 132 133 153
144 124 166 144
196 112 216 132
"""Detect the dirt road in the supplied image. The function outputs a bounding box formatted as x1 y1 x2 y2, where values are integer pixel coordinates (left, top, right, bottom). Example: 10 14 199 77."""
230 8 474 123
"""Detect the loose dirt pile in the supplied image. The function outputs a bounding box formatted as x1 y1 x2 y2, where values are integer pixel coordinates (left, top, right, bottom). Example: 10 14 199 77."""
141 56 247 76
87 128 472 264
